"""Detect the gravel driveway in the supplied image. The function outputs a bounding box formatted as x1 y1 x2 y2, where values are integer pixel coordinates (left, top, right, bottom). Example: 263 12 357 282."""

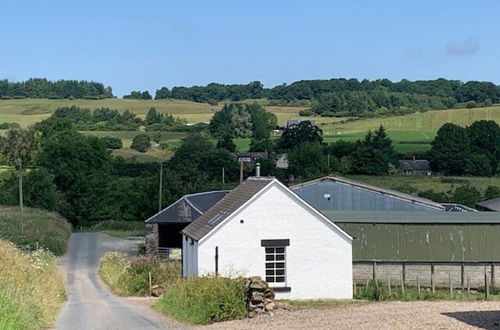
205 301 500 329
54 232 187 330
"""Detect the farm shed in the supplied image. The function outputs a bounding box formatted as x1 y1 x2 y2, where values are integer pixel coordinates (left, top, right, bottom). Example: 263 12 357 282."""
182 176 353 299
398 159 431 176
292 176 444 212
322 211 500 287
476 197 500 211
145 190 228 256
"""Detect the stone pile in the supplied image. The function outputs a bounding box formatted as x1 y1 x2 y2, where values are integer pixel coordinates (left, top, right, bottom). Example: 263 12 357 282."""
246 276 275 317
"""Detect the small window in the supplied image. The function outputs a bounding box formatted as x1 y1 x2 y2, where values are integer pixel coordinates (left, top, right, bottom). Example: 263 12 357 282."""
264 246 286 283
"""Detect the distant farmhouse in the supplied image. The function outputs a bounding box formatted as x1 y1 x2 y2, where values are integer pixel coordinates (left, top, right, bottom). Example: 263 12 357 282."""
233 152 268 164
286 118 315 128
398 159 431 176
476 197 500 212
275 153 289 169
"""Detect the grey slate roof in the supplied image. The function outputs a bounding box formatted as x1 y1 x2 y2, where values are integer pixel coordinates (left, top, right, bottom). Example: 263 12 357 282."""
398 159 430 171
476 197 500 211
322 211 500 224
292 176 444 210
145 190 229 224
182 177 275 241
441 203 477 212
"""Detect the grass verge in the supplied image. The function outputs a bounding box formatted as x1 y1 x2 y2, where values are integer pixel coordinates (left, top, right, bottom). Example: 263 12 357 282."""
0 239 66 329
0 206 72 256
355 280 500 301
155 276 248 324
86 220 145 237
99 252 180 296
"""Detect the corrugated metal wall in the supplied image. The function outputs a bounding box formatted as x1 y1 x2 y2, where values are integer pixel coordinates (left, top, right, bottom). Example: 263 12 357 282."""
293 180 438 211
338 223 500 262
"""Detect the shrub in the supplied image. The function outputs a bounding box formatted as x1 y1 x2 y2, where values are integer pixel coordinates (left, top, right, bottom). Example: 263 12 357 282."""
0 239 66 329
155 276 247 324
0 206 72 256
298 109 313 116
99 252 181 296
131 134 151 153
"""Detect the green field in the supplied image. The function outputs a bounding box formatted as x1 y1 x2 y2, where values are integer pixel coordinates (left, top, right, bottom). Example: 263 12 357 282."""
0 98 310 126
1 98 499 159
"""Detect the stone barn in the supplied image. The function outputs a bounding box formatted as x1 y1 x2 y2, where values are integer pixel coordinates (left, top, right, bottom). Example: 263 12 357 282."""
145 190 228 257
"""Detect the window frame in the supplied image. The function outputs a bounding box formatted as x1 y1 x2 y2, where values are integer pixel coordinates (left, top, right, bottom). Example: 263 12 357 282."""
261 239 291 292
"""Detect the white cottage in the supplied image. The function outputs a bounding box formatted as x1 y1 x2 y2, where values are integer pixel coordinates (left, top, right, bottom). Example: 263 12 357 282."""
182 176 353 299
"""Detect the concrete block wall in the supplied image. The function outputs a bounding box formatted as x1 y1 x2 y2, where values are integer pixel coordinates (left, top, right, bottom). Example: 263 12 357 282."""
354 262 498 288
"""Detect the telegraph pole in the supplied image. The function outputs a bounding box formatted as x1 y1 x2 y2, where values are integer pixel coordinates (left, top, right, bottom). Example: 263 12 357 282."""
158 161 163 213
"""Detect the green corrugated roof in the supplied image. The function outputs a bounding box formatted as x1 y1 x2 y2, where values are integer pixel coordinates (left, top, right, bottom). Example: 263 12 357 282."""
321 211 500 224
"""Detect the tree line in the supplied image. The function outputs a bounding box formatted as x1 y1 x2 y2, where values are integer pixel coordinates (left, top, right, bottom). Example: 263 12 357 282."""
0 78 113 99
50 106 186 131
153 78 500 116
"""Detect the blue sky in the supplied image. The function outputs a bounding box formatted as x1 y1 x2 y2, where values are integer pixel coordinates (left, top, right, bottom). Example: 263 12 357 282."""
1 1 499 96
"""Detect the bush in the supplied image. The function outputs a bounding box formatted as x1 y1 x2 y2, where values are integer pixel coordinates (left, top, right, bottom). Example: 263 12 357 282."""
99 252 181 296
131 134 151 153
0 206 72 256
0 239 66 329
155 276 247 324
298 109 313 116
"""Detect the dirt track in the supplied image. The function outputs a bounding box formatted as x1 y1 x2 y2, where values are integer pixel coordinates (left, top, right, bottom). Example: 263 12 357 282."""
54 233 186 330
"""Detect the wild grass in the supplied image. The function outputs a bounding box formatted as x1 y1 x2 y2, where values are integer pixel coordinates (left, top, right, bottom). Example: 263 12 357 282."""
354 280 500 301
0 206 72 256
87 220 145 237
99 252 181 296
0 239 66 329
155 276 248 324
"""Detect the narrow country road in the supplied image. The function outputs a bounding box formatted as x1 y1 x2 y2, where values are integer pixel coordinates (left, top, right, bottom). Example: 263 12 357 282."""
54 233 184 330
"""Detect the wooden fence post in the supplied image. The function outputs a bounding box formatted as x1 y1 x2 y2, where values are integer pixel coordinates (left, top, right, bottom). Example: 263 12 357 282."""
485 272 490 300
401 275 405 296
491 263 495 288
449 273 452 297
388 276 391 296
431 263 435 294
215 246 219 276
373 261 377 281
417 275 421 297
461 263 465 288
148 271 152 296
353 282 357 296
467 276 470 297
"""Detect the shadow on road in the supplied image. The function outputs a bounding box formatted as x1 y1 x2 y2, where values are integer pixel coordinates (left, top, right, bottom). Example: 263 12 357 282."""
442 311 500 329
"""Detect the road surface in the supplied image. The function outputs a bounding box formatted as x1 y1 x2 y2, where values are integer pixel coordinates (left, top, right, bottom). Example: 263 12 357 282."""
55 233 184 330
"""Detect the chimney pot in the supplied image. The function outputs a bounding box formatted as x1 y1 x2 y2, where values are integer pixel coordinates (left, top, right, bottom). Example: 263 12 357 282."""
255 162 261 177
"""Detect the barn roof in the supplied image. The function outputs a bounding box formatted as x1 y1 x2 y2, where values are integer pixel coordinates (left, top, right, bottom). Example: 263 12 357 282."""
145 190 229 224
441 203 477 212
291 176 444 210
322 211 500 224
182 177 274 241
476 197 500 211
398 159 430 171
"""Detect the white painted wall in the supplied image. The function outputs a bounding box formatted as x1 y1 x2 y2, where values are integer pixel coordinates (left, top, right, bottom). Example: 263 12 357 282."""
197 183 353 299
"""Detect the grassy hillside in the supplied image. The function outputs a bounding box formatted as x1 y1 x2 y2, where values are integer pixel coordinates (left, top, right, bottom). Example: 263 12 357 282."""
0 206 72 256
0 98 310 126
0 239 66 330
1 98 499 157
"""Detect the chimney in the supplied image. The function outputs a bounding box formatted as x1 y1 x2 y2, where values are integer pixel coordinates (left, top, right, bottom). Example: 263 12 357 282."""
255 162 261 177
